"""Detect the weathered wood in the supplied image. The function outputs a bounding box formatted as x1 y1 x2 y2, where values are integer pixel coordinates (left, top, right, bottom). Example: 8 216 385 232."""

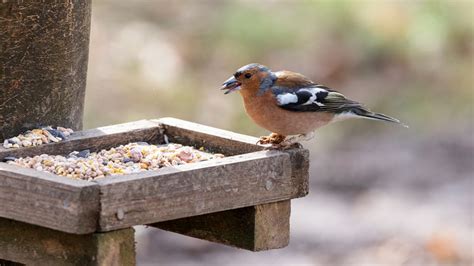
152 118 307 251
0 120 164 161
97 150 293 231
153 200 291 251
286 148 310 197
0 218 135 265
0 118 309 235
157 117 310 197
0 120 163 234
0 259 22 266
0 1 91 139
155 117 263 155
0 163 99 234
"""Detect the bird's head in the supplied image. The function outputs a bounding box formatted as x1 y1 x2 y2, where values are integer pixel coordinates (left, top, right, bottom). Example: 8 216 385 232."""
221 63 276 95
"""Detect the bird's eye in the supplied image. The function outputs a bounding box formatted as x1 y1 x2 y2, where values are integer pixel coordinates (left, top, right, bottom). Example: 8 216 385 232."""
244 73 252 79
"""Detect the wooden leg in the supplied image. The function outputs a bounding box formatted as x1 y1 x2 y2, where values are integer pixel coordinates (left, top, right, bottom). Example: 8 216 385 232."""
0 259 23 266
0 218 135 266
152 200 291 251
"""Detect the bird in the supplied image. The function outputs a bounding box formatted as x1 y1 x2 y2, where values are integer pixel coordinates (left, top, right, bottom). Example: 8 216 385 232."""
220 63 407 147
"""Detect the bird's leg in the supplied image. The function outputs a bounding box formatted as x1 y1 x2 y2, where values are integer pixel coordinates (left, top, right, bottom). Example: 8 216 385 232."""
279 132 315 147
257 133 286 145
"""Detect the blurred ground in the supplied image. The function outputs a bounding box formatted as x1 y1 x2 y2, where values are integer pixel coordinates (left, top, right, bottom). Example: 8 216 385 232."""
86 1 473 265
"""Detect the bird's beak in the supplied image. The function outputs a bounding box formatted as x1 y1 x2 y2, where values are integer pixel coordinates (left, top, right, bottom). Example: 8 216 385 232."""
220 76 241 94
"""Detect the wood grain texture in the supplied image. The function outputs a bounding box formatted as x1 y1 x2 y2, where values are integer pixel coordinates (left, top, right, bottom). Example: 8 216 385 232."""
286 148 310 197
157 117 310 197
155 117 263 155
0 1 91 139
253 200 291 250
0 120 163 234
97 150 293 231
0 163 99 234
0 120 164 160
0 218 135 266
153 200 290 251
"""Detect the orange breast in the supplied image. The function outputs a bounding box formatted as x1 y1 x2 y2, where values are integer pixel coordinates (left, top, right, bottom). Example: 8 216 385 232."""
240 90 334 136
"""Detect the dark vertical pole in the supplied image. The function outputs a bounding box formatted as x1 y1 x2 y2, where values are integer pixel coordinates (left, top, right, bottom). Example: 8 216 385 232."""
0 0 91 139
0 3 139 264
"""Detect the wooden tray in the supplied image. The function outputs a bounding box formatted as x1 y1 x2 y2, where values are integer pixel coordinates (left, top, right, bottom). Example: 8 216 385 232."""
0 118 309 234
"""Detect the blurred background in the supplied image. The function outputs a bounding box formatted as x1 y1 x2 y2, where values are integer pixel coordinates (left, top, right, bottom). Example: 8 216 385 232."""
86 1 473 265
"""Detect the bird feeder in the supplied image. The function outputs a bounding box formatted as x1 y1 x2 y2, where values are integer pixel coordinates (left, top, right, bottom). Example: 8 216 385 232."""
0 118 309 265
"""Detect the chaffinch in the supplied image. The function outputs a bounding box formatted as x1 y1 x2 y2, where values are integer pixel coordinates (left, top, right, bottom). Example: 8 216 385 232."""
221 63 407 146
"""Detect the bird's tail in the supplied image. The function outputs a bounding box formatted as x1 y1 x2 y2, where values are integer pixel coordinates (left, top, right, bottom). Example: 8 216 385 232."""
350 107 409 128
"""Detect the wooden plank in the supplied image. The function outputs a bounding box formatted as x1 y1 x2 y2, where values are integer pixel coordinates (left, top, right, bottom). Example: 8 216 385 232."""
154 117 263 155
0 120 163 160
153 200 291 251
286 148 310 198
156 117 310 197
0 163 99 234
97 150 294 232
0 218 135 266
253 200 291 250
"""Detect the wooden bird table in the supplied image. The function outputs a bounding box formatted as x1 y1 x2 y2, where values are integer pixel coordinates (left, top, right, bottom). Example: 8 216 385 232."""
0 118 309 265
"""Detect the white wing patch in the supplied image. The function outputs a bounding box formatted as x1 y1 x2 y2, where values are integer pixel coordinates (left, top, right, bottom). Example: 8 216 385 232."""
275 87 329 106
276 93 298 105
299 88 327 106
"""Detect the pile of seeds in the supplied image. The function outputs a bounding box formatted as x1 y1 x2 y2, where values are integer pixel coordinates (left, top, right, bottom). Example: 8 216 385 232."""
6 142 224 180
3 127 74 149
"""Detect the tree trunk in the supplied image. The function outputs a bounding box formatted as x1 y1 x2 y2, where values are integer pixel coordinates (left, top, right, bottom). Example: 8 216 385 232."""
0 0 91 139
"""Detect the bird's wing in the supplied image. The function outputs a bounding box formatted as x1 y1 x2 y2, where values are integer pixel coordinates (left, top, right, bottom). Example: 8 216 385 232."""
271 71 406 126
273 71 316 88
272 84 361 113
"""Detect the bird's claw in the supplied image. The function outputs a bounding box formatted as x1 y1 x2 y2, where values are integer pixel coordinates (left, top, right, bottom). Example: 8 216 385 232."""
257 133 305 150
256 137 270 145
256 133 286 145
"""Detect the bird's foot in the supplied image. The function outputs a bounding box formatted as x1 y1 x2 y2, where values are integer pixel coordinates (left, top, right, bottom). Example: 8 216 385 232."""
257 133 286 145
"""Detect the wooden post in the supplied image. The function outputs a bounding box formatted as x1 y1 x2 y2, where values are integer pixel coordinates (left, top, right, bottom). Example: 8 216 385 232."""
0 218 135 266
0 0 91 139
0 2 137 264
153 200 291 251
